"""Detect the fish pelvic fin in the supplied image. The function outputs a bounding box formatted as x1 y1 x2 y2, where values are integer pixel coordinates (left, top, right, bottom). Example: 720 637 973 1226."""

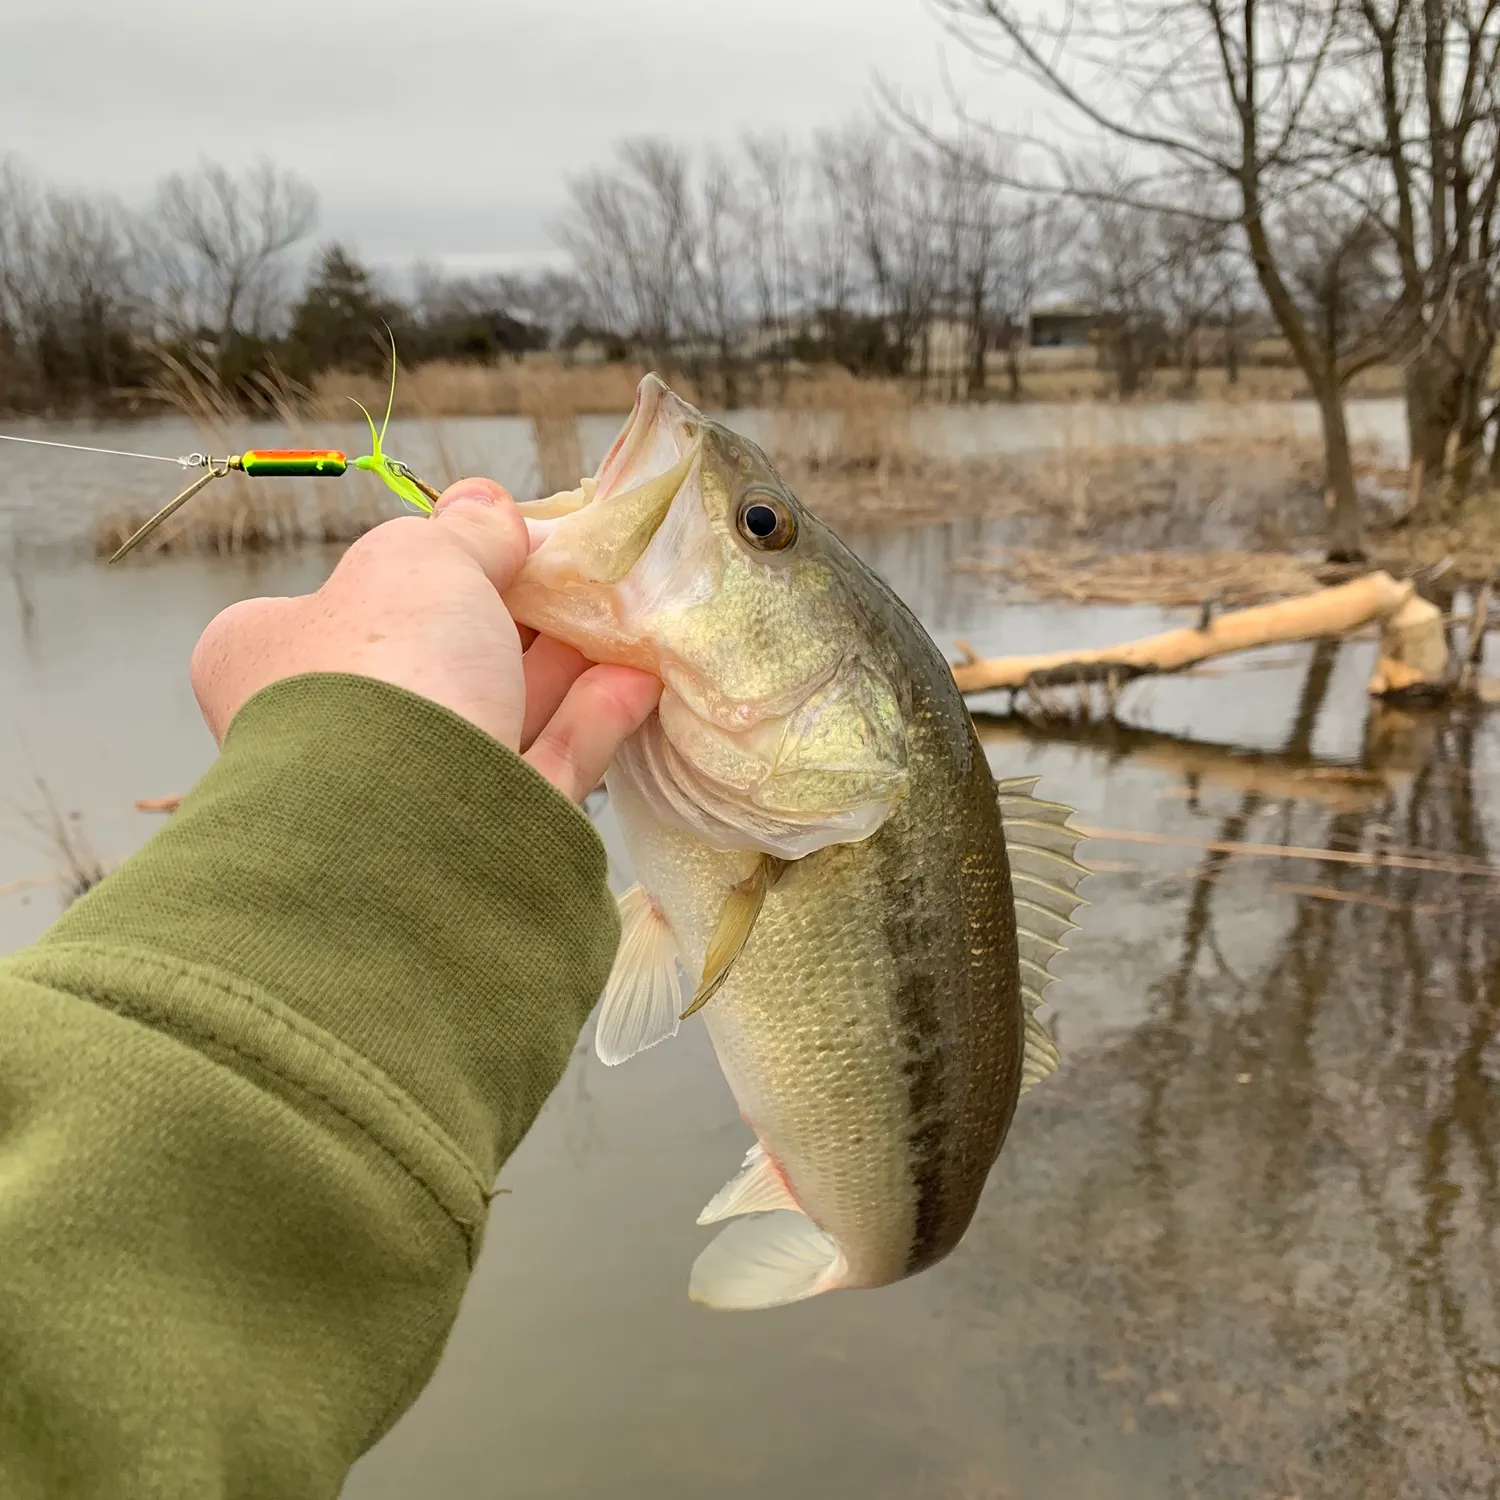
680 853 785 1020
593 884 684 1066
689 1210 847 1311
697 1142 800 1225
995 776 1090 1092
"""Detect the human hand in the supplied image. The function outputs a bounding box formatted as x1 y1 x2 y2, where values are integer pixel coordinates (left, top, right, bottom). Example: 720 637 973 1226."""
189 479 660 802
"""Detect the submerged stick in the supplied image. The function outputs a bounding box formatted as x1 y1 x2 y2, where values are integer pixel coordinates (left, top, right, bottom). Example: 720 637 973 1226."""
1076 824 1499 879
951 571 1447 699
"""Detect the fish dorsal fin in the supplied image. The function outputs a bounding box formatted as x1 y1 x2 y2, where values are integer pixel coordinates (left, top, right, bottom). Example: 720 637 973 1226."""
594 885 685 1066
680 853 786 1020
689 1210 847 1310
697 1142 800 1225
995 776 1089 1019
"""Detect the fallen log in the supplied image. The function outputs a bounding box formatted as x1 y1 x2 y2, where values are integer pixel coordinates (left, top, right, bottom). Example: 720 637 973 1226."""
951 570 1448 700
1076 824 1500 880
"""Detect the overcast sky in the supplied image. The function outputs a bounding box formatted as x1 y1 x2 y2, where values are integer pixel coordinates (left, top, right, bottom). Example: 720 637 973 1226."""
0 0 1033 273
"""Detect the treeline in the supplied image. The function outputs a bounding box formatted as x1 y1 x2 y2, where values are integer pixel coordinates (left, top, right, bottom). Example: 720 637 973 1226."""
557 129 1266 405
0 132 1283 418
0 156 593 415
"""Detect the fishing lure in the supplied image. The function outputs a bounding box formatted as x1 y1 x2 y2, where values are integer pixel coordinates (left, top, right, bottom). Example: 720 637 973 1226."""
0 344 443 562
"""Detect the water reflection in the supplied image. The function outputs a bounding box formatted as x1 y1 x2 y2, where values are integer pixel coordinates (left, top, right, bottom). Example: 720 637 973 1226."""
948 694 1500 1498
0 507 1496 1495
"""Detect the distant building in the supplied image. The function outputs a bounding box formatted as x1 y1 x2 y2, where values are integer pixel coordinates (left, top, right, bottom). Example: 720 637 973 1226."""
1028 302 1100 349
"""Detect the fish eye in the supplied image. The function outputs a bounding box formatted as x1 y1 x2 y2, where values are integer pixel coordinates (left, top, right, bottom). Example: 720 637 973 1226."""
736 492 796 551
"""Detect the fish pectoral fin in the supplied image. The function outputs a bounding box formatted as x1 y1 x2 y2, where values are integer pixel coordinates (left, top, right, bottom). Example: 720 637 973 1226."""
680 854 786 1021
697 1142 801 1225
689 1210 847 1311
1020 1011 1061 1096
593 884 685 1066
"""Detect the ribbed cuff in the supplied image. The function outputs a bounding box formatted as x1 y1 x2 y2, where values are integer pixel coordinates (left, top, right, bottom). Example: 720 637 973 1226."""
20 673 619 1212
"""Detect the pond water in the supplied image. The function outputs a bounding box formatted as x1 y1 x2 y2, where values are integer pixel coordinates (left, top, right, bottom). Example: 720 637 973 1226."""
2 403 1497 1498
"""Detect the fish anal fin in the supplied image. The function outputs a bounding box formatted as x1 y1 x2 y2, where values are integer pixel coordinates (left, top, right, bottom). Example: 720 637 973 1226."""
689 1210 846 1311
1020 1011 1061 1096
594 884 684 1066
697 1142 801 1225
680 853 786 1020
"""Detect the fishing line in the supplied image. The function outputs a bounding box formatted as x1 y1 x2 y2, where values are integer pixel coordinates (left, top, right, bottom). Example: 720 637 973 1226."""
0 433 198 467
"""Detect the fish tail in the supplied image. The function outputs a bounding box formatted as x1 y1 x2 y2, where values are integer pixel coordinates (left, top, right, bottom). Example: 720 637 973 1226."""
688 1210 847 1311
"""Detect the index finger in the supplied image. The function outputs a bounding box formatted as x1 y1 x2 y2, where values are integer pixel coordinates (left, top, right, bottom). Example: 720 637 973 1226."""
524 665 661 802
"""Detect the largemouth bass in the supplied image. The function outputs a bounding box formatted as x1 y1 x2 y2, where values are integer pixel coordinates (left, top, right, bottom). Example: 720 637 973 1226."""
505 376 1087 1310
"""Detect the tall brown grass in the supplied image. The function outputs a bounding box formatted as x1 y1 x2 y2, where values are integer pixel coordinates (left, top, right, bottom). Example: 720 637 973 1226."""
307 352 1408 419
311 359 656 421
93 351 395 558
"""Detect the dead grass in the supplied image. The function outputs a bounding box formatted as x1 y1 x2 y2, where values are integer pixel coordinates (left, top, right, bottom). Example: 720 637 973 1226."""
309 358 912 421
956 548 1332 607
307 353 1407 418
93 351 396 558
311 359 659 420
1013 362 1406 404
783 430 1339 551
87 351 1452 589
1368 492 1500 582
14 779 106 907
94 474 395 558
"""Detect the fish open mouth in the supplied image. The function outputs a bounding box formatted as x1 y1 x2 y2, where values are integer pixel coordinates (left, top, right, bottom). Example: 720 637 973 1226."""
515 373 697 551
503 373 706 666
596 373 672 499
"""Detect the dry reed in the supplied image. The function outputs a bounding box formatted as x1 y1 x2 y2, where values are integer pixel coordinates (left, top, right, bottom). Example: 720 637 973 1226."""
312 359 661 421
304 350 1411 418
957 547 1332 607
95 473 396 559
310 357 920 421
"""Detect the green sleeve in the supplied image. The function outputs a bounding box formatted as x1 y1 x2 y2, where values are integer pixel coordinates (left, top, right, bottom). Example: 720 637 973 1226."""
0 673 621 1500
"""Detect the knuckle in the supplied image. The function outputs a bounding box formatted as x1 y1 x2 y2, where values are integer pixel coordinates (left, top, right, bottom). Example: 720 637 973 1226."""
189 599 256 686
340 515 428 569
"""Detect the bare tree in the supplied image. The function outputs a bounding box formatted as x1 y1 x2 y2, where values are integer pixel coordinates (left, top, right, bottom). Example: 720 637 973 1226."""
804 130 860 340
557 139 703 371
1280 196 1397 392
992 199 1062 400
149 158 317 348
933 0 1372 559
0 158 146 408
927 138 1011 399
1069 174 1174 398
1159 202 1238 392
687 151 749 403
1339 2 1500 510
830 126 946 381
741 135 802 380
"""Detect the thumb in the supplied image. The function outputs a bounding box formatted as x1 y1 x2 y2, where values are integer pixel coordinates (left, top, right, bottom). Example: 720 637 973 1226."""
430 478 530 593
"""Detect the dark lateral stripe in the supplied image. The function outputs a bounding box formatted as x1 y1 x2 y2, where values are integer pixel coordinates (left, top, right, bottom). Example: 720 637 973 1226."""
873 811 952 1272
